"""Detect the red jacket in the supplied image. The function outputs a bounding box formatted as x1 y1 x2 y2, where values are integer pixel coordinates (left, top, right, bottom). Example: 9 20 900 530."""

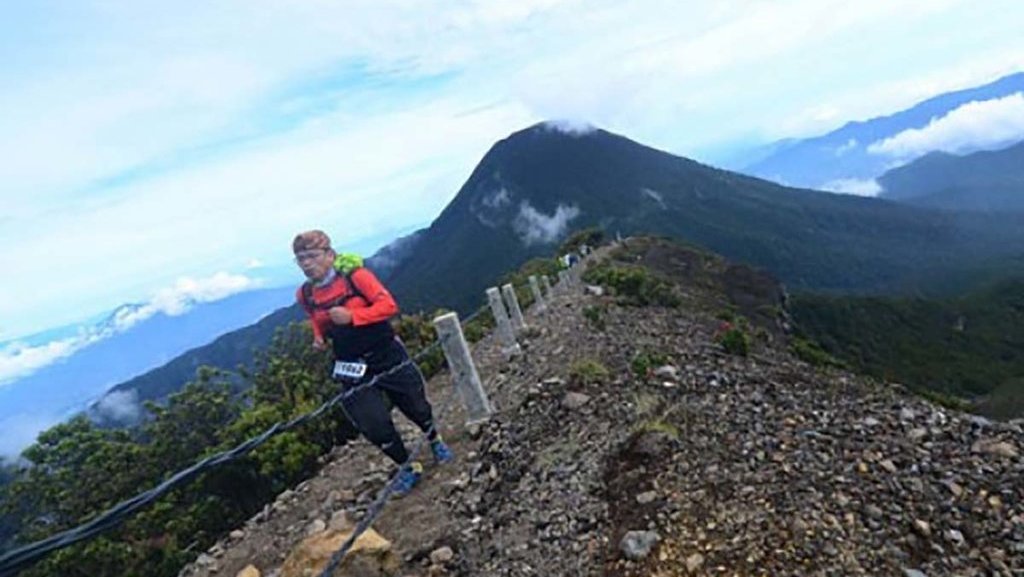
296 268 399 343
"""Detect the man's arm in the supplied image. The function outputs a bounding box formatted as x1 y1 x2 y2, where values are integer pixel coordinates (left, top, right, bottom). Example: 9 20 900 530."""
347 268 399 325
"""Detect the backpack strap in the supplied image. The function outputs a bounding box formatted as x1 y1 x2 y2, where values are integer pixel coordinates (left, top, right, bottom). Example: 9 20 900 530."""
300 268 367 311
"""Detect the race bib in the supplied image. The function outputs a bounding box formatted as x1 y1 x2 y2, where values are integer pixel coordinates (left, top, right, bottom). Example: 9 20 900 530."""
333 361 368 380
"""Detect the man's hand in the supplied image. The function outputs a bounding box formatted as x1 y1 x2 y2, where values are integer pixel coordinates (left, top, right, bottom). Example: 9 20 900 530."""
312 336 328 351
329 306 354 326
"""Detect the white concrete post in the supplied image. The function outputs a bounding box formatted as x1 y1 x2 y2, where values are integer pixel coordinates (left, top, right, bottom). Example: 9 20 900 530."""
432 312 492 424
528 275 546 312
541 275 553 297
501 283 528 332
486 287 520 355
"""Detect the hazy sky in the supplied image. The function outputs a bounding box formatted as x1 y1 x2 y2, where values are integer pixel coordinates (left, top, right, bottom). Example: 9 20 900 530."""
3 0 1024 340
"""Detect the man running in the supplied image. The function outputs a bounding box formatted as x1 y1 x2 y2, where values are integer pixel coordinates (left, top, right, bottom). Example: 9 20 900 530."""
293 230 453 496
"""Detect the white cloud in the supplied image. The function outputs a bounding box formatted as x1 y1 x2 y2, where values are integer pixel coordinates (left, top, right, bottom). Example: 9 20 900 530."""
513 202 581 245
641 188 667 209
0 338 90 385
0 272 260 384
819 178 882 196
91 389 144 425
542 119 597 136
482 188 512 209
113 272 261 330
834 138 858 156
246 258 265 269
867 93 1024 158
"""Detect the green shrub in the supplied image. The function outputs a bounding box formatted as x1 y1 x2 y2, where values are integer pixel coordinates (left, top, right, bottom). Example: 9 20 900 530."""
630 349 670 378
715 309 737 322
716 325 750 356
582 305 606 331
915 387 973 412
462 305 494 343
559 227 605 255
583 264 680 307
716 330 749 356
790 337 846 369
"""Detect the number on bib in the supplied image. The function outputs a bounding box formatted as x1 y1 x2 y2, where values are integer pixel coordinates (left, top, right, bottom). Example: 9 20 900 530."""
333 361 368 380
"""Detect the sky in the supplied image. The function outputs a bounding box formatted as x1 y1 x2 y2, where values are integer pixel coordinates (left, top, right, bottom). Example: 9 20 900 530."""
3 0 1024 343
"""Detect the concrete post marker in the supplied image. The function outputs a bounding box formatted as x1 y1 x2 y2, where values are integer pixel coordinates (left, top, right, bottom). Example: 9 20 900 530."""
528 275 546 312
501 283 528 332
486 286 520 356
432 312 492 424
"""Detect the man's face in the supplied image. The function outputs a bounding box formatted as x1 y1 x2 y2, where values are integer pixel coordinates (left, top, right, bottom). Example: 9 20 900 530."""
295 249 334 281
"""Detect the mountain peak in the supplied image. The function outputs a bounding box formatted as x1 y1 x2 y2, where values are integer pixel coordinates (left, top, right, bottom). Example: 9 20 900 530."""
533 119 600 136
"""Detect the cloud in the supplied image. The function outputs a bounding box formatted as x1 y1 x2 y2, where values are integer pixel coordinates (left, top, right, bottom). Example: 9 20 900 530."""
4 0 1024 336
542 119 597 136
481 188 512 209
513 202 581 245
91 389 144 425
819 178 882 196
834 138 858 156
473 187 519 227
867 92 1024 158
0 272 260 384
112 272 261 330
641 188 667 209
246 258 265 269
0 337 92 385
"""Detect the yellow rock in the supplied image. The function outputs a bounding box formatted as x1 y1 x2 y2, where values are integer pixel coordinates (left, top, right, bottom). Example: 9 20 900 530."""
236 565 261 577
281 527 398 577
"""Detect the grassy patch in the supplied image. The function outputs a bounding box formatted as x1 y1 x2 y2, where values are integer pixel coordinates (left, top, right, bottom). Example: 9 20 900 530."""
569 358 611 386
634 419 681 439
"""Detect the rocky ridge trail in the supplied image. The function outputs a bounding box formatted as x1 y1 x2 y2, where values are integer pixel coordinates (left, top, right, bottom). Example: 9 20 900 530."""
181 240 1023 577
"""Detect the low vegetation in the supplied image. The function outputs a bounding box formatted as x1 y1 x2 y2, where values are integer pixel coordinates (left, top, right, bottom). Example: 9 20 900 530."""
582 305 606 331
715 322 751 356
630 349 671 379
569 358 611 386
790 278 1024 417
583 263 681 308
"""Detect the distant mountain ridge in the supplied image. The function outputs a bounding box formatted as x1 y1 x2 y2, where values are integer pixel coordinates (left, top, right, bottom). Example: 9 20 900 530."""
742 72 1024 189
91 122 1024 425
0 287 294 456
386 123 1024 312
877 140 1024 211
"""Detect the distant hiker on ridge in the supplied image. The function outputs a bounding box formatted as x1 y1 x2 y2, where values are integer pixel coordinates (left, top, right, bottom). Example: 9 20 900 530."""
293 229 453 496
